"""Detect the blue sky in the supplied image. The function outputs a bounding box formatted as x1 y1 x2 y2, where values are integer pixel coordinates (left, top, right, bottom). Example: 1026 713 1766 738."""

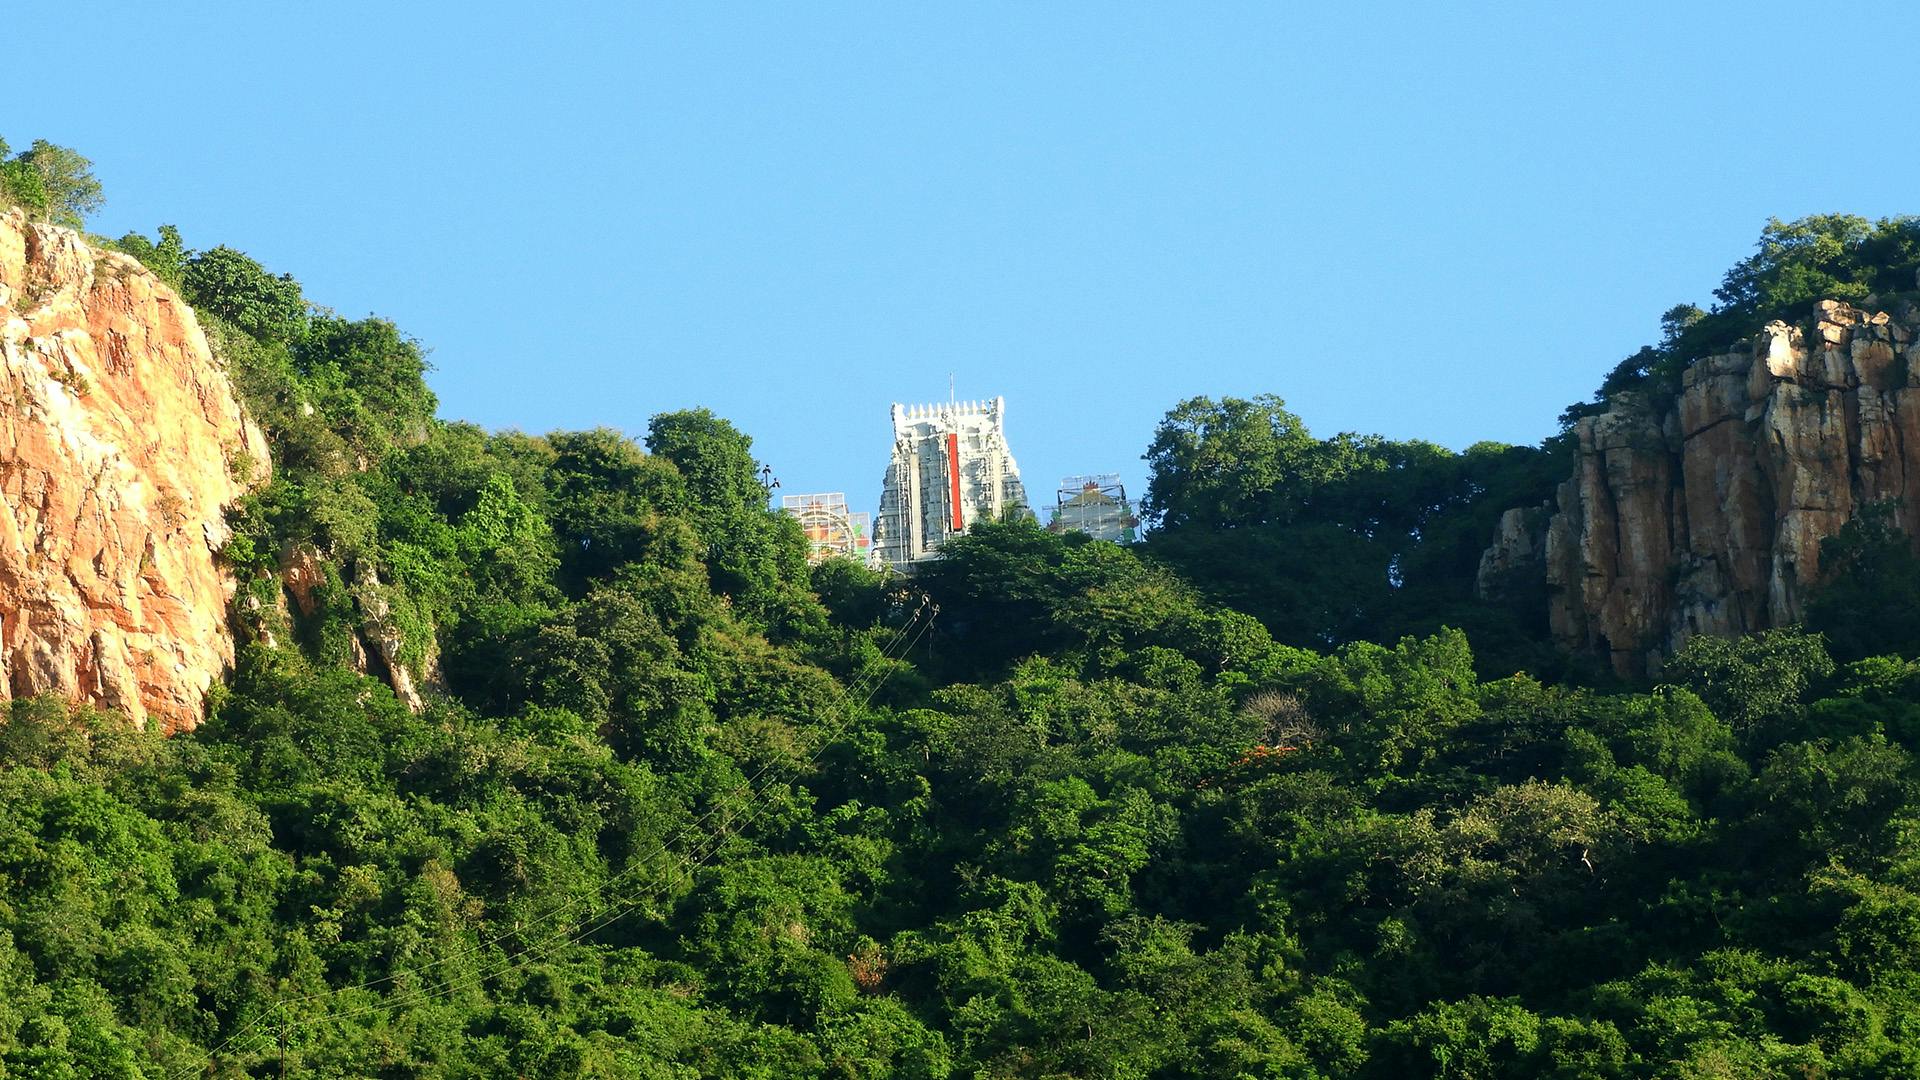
15 2 1920 514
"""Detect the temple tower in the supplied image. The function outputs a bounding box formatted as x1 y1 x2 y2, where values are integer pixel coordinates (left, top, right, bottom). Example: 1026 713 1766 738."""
873 396 1029 572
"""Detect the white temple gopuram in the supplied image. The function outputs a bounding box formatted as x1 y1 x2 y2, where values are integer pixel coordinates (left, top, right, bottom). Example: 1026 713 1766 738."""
872 396 1030 573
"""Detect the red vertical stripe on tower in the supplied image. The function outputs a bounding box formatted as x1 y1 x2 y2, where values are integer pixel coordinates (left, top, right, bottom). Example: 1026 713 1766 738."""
947 432 965 530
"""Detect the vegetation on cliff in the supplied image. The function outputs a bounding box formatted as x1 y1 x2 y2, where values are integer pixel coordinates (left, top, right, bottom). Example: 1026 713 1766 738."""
0 138 102 230
5 141 1920 1077
1575 214 1920 422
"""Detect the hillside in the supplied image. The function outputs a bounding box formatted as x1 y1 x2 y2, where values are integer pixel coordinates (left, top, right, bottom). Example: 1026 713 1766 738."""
5 142 1920 1076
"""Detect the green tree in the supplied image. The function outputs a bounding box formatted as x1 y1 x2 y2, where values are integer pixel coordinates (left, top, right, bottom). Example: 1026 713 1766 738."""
1142 394 1366 530
112 225 187 292
1714 215 1919 315
183 246 307 343
0 140 103 227
21 141 103 227
1661 628 1835 734
1572 215 1920 418
644 408 772 522
543 427 691 592
646 409 811 623
1807 501 1920 661
294 314 438 449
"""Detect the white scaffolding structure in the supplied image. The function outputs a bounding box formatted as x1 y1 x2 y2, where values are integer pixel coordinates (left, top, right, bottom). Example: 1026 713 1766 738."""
1048 474 1136 543
780 492 874 566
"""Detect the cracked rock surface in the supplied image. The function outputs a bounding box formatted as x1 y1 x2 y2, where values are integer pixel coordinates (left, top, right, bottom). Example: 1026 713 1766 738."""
1480 300 1920 675
0 209 267 730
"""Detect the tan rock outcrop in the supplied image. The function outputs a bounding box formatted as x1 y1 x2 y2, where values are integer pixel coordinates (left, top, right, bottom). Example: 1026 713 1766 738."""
0 209 267 730
350 557 432 713
1481 299 1920 675
1476 506 1547 595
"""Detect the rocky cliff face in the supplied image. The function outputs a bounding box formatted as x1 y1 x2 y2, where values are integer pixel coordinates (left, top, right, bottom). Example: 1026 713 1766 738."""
0 209 267 731
1480 299 1920 675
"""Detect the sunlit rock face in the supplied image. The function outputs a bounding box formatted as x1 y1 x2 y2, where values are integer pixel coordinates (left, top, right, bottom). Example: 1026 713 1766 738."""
0 209 268 731
1481 300 1920 675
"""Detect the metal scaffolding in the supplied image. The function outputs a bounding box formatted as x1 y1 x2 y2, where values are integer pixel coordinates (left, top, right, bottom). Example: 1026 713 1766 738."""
1048 474 1136 543
780 492 874 566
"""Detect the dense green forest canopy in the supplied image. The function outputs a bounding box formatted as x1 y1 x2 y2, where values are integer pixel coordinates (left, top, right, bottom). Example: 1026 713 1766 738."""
1135 394 1567 675
5 139 1920 1077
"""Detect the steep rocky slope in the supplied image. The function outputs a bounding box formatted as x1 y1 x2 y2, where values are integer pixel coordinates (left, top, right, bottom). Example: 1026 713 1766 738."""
0 209 267 731
1480 299 1920 674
